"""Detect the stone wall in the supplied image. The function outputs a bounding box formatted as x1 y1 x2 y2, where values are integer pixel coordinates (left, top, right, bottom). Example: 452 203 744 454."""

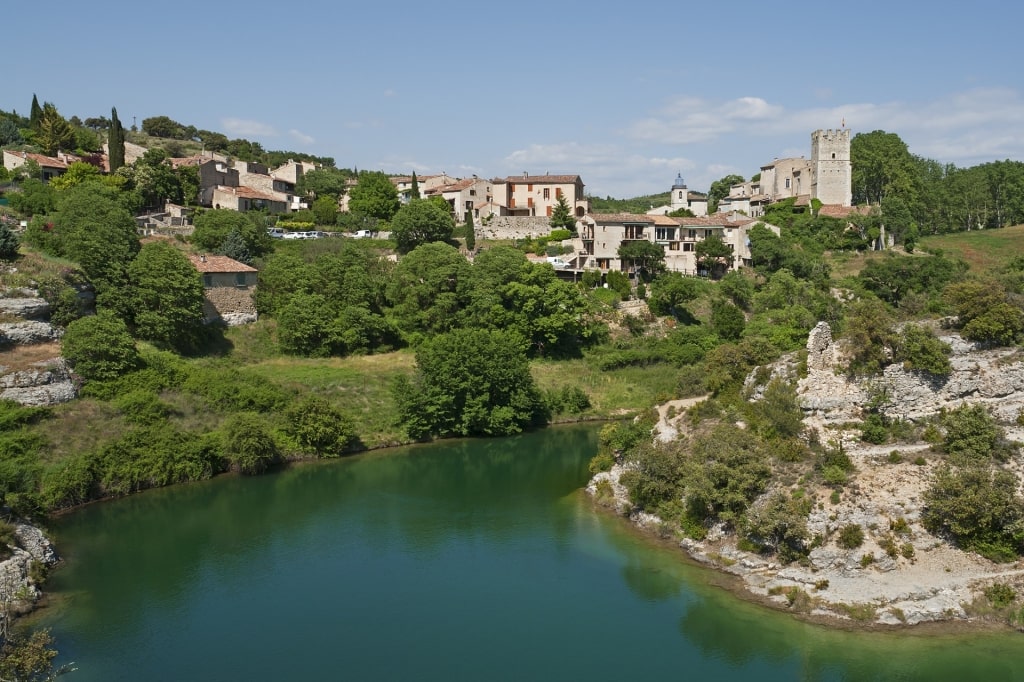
203 285 257 326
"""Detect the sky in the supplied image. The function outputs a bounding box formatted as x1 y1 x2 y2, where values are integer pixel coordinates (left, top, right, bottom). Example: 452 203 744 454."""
5 0 1024 200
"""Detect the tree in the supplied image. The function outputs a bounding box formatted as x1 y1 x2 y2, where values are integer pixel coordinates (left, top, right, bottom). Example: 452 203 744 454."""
0 118 22 146
191 209 271 257
708 174 744 214
62 313 140 382
410 171 420 200
29 95 42 131
312 195 338 226
647 272 702 319
851 130 920 206
127 242 206 350
695 234 733 278
224 412 279 475
0 627 72 682
108 107 126 173
35 104 74 156
347 171 400 221
48 162 101 191
710 299 745 341
141 115 188 139
464 211 476 251
295 167 350 199
549 195 576 232
393 328 548 439
617 240 665 281
390 198 454 253
385 242 471 339
0 222 20 261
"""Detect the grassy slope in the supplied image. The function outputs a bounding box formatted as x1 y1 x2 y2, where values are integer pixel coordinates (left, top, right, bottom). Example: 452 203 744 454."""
918 224 1024 272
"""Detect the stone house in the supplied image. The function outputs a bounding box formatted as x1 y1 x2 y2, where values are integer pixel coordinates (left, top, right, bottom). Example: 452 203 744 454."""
391 173 458 204
426 176 494 221
187 254 258 326
492 173 589 219
572 212 779 276
647 174 709 217
2 150 68 182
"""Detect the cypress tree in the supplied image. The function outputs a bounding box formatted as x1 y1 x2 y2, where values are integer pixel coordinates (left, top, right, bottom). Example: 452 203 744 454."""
465 211 475 251
29 94 42 131
109 107 126 172
410 171 420 199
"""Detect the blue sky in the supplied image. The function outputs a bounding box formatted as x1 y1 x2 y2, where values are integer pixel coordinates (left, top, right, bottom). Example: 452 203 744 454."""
5 0 1024 199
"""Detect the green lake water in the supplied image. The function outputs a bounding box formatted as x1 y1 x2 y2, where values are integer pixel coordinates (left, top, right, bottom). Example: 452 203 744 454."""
40 424 1024 680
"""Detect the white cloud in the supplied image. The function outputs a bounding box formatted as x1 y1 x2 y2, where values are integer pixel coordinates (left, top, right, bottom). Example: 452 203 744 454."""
221 118 278 137
289 129 315 146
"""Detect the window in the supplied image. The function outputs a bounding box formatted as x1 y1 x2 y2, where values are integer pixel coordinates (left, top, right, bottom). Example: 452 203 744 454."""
555 188 563 199
528 184 533 192
655 227 675 241
465 201 472 210
785 178 791 189
543 188 550 200
678 191 683 199
469 189 476 196
624 225 645 240
668 242 680 251
683 243 694 252
688 229 696 239
203 274 213 287
546 206 552 217
235 273 247 286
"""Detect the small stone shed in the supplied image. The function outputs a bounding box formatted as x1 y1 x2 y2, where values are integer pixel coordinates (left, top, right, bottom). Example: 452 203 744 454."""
187 254 258 326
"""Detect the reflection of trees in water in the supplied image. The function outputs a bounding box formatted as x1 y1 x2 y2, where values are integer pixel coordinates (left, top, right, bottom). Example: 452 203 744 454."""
49 425 599 614
678 596 1024 682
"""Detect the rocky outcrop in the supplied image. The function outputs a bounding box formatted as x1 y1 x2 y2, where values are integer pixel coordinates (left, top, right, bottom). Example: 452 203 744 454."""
0 298 50 320
0 359 76 406
589 322 1024 628
0 321 62 346
0 521 59 625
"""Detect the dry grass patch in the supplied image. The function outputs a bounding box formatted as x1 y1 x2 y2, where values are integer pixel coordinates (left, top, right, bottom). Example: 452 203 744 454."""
0 342 63 372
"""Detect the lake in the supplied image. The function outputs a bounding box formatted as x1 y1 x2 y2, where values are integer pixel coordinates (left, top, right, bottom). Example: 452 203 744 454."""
41 424 1024 680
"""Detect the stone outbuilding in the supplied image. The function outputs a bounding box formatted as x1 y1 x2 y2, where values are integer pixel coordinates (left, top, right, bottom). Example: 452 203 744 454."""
187 254 258 326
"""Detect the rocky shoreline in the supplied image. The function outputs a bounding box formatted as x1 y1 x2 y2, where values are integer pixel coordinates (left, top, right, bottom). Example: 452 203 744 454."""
587 322 1024 629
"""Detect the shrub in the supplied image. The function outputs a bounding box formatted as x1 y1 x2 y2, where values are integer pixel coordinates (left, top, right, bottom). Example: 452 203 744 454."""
113 389 170 425
224 412 280 475
838 524 865 549
901 543 916 559
61 313 140 382
984 582 1018 609
285 397 356 458
588 451 615 474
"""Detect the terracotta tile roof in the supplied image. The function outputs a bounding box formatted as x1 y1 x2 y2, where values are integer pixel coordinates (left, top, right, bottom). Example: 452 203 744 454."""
588 213 654 224
818 204 871 218
501 174 581 185
433 178 476 193
651 214 680 226
3 150 67 169
216 185 282 202
187 254 257 273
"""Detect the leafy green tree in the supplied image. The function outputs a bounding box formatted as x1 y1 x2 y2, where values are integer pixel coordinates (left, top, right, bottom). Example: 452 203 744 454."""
347 171 400 221
708 174 744 214
127 242 205 349
893 323 951 375
393 328 548 439
549 195 576 232
141 115 188 139
842 297 895 375
6 179 55 217
48 161 101 191
943 280 1024 346
0 118 22 146
62 313 140 382
286 397 356 457
390 198 454 254
753 378 804 439
851 130 920 206
940 403 1017 465
191 209 271 258
0 627 70 682
312 195 338 226
647 272 702 319
385 242 471 339
108 107 126 173
742 492 810 562
860 253 965 305
276 293 335 356
295 167 350 199
51 184 140 298
617 240 665 281
695 234 733 278
710 299 744 341
217 228 253 265
719 269 755 310
35 103 75 155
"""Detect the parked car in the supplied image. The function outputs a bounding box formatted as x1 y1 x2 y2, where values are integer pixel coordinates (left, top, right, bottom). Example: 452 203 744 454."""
281 231 305 240
352 229 373 239
267 227 286 239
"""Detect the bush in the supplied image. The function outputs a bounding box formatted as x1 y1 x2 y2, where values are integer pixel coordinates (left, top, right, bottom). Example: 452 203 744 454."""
838 524 865 549
113 389 170 425
61 313 140 382
224 413 280 475
286 397 356 457
546 386 591 417
984 582 1017 609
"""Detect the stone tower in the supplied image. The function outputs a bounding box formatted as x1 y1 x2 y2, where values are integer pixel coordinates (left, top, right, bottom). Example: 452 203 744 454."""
670 173 688 212
810 128 851 207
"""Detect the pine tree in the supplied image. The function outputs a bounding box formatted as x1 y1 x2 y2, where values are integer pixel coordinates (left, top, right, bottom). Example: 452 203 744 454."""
108 107 126 172
410 171 420 199
29 94 42 131
36 103 74 155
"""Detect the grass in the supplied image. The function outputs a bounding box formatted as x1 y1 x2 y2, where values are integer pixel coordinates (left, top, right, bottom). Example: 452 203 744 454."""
531 357 681 416
919 224 1024 273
